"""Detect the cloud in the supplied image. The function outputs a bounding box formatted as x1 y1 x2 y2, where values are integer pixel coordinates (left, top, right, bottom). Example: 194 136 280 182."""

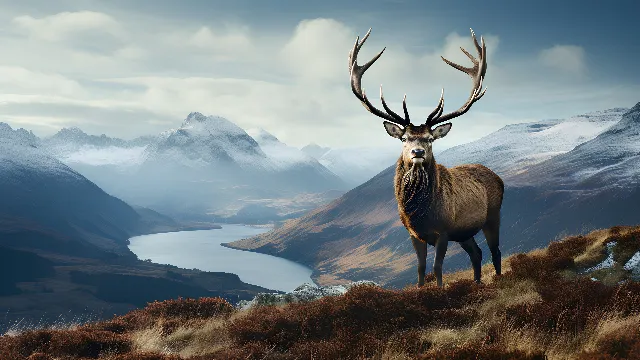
0 66 83 97
281 18 354 84
12 11 125 42
113 45 146 60
187 26 253 57
0 11 635 150
538 45 586 75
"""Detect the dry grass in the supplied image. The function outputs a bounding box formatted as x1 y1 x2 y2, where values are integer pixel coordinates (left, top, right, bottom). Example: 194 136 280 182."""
2 225 640 360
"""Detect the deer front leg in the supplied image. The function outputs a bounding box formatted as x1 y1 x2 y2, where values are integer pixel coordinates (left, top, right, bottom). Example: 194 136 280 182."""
433 234 449 288
411 236 427 286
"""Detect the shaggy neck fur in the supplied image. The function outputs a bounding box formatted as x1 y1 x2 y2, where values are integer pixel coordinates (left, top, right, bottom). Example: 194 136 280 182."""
394 156 437 219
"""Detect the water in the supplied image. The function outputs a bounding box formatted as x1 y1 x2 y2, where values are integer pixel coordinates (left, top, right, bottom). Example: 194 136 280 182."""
128 224 316 292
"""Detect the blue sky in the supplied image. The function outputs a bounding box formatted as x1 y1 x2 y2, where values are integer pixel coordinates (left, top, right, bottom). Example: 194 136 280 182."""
0 0 637 150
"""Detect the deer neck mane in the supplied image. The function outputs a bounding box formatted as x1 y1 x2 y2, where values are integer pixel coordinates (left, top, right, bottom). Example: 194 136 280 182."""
394 156 438 218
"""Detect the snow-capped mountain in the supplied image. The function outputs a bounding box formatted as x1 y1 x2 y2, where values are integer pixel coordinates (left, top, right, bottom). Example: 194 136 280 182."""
141 113 344 187
41 127 151 167
0 123 150 255
144 112 267 168
35 112 347 221
437 107 627 177
510 103 640 188
0 122 38 147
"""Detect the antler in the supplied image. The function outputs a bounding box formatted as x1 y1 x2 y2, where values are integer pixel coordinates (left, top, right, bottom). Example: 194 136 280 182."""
425 28 488 128
349 28 410 127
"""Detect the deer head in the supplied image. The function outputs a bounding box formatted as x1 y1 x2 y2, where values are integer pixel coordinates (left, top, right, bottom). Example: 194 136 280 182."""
348 28 487 168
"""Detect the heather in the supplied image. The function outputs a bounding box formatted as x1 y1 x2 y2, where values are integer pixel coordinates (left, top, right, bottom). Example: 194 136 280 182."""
2 225 640 359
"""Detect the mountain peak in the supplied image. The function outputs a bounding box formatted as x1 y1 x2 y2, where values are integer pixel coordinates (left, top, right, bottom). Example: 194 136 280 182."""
184 112 208 123
180 112 246 137
627 102 640 115
52 127 89 141
0 122 39 146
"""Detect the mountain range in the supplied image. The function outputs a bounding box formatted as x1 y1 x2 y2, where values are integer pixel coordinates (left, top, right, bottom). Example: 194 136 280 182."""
224 104 640 288
0 123 273 330
38 112 348 222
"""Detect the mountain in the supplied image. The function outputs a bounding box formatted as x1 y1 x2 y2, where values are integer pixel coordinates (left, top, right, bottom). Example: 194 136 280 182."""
224 106 637 287
39 113 347 222
0 123 271 329
509 103 640 188
0 125 142 256
301 143 331 159
135 113 347 219
438 107 626 177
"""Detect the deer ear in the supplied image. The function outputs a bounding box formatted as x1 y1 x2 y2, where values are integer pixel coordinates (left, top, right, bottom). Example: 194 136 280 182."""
383 121 405 139
432 123 452 139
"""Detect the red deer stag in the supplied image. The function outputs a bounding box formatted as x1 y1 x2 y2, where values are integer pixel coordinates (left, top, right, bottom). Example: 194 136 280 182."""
348 28 504 288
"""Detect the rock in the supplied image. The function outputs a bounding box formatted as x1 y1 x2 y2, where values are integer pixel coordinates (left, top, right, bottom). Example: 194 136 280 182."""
623 251 640 281
236 280 380 310
584 242 617 272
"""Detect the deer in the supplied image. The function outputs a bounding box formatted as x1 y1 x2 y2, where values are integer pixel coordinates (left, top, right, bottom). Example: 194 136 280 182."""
348 28 504 288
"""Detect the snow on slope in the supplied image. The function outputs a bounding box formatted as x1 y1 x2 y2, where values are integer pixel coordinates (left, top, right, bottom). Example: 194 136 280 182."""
437 108 627 177
510 102 640 188
143 112 268 170
42 127 152 167
0 123 86 183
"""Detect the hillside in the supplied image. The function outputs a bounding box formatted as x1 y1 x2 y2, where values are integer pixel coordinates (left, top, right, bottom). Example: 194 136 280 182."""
2 225 639 359
225 105 640 287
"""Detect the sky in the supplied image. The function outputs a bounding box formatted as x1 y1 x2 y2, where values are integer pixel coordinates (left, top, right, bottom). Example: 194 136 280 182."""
0 0 638 151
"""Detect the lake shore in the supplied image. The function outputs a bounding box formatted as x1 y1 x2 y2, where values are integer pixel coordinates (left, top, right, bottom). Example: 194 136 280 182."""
128 225 316 292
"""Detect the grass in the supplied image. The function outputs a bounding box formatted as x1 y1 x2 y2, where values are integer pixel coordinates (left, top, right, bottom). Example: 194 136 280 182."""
1 225 640 359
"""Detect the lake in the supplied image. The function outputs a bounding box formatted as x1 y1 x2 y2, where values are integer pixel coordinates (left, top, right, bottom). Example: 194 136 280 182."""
128 224 317 292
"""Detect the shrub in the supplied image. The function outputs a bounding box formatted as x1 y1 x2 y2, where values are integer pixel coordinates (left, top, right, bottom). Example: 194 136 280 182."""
0 328 130 359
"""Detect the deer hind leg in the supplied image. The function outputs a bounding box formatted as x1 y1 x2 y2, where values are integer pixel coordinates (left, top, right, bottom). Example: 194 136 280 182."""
460 237 482 283
411 236 427 287
482 216 502 276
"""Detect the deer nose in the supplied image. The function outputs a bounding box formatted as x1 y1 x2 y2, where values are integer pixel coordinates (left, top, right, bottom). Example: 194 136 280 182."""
411 148 425 157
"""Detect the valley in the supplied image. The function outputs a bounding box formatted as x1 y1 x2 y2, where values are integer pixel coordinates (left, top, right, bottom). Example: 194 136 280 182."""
3 102 640 332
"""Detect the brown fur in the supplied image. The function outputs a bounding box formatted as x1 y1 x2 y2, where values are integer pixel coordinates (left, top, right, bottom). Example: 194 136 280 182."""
391 124 504 287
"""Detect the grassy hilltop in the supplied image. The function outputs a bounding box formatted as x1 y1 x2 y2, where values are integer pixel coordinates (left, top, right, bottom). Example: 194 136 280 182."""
2 225 640 360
